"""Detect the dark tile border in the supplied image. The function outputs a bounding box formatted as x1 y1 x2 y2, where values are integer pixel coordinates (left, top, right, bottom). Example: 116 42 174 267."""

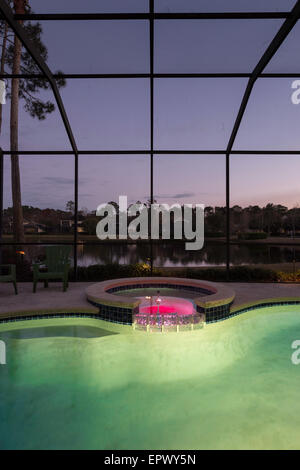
207 300 300 324
2 300 299 328
197 301 232 323
107 283 212 296
88 299 133 325
0 312 106 324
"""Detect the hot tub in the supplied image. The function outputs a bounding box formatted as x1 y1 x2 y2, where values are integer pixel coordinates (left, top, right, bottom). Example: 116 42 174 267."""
85 277 235 330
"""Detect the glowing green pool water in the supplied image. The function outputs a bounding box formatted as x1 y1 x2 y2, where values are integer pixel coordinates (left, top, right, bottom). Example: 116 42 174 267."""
1 305 300 450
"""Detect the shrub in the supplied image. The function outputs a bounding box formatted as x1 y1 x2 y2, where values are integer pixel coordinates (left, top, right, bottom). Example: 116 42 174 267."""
237 232 268 240
70 263 162 282
13 261 300 283
276 270 300 282
186 266 278 282
72 264 279 283
185 267 227 281
204 232 225 238
228 266 277 281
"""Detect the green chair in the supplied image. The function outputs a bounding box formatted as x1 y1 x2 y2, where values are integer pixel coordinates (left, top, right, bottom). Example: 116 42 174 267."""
33 246 71 293
0 264 18 294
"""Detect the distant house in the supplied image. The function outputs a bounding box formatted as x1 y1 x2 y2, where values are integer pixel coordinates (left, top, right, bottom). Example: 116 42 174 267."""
3 215 13 234
23 220 47 234
60 218 84 233
60 219 73 232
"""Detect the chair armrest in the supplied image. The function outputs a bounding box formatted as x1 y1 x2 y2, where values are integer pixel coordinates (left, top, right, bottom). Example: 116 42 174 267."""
10 264 16 278
32 263 42 274
64 262 71 274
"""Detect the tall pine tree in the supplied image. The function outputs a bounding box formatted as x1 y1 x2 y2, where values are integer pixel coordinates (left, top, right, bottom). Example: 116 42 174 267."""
0 0 65 244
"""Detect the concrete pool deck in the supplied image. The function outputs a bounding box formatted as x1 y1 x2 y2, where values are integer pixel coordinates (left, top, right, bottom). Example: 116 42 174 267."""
0 281 300 320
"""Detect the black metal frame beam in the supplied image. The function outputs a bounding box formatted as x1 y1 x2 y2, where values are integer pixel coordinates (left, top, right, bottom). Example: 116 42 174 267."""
2 150 300 155
3 73 300 79
149 0 154 274
227 5 300 154
10 12 298 20
224 0 300 279
0 148 3 263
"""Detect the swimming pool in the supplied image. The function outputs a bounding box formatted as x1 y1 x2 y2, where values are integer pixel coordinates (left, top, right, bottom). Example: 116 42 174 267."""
0 304 300 450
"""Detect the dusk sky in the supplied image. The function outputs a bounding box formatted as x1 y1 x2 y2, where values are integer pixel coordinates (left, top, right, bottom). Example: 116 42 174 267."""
2 0 300 210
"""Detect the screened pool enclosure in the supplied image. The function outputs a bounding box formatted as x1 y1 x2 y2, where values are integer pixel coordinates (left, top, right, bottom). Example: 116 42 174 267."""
1 0 300 278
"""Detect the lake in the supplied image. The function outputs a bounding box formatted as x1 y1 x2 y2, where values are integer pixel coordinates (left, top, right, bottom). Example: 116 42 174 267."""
3 242 300 268
77 242 300 267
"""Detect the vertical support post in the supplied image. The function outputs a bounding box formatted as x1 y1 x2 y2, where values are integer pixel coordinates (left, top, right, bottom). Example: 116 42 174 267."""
226 153 230 281
149 0 154 275
73 151 79 280
0 148 3 265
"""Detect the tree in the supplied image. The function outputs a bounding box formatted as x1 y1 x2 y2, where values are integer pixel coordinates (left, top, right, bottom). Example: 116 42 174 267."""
0 14 8 133
66 200 75 214
0 0 66 244
80 207 89 217
82 217 98 235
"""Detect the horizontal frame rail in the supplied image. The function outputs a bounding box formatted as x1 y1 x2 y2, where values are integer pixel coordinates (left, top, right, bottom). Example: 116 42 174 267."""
2 150 300 156
8 12 297 21
2 73 300 79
